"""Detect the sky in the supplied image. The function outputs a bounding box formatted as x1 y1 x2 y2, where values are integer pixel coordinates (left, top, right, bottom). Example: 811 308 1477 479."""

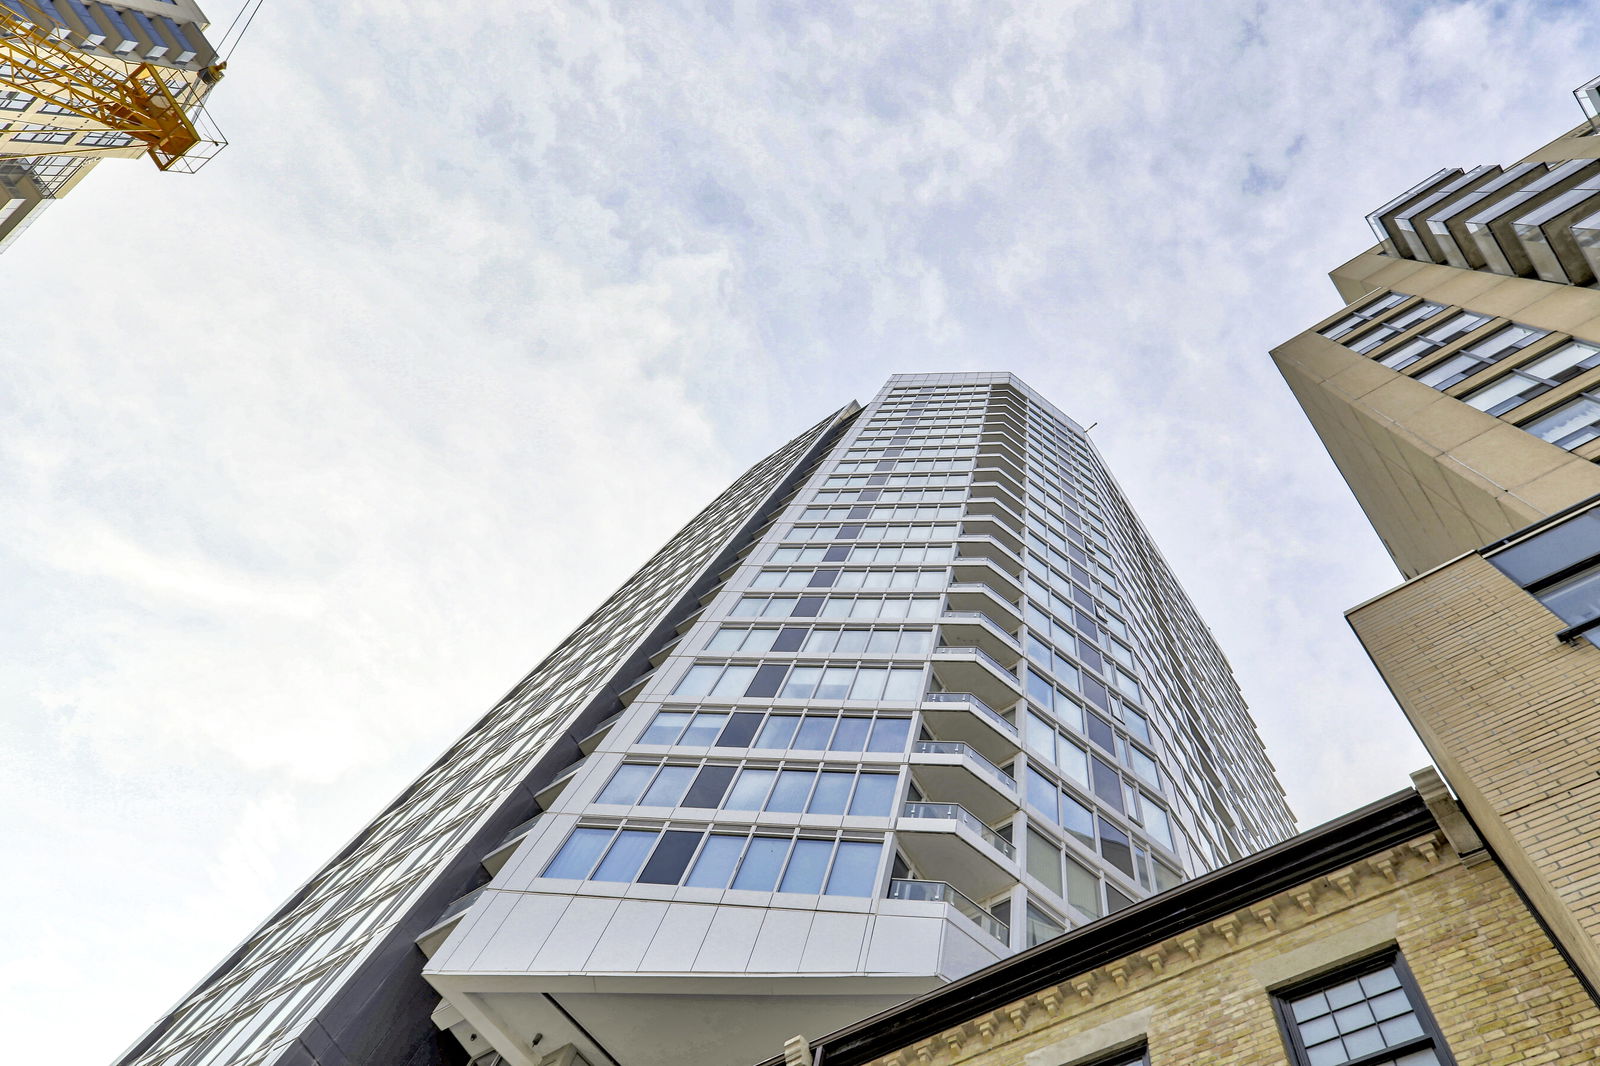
4 0 1599 1061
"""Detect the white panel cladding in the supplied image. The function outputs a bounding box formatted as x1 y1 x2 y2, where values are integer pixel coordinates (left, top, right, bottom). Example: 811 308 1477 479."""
583 899 670 971
530 897 621 970
799 912 869 971
428 887 1000 983
468 893 571 973
638 903 718 971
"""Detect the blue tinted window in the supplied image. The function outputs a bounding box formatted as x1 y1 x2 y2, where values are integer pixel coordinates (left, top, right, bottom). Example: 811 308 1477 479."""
542 827 612 879
848 773 897 816
779 839 833 893
592 829 657 882
824 841 881 896
732 836 791 891
686 835 745 888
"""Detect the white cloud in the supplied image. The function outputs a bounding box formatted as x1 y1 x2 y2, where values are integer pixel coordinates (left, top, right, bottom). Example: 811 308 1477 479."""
4 0 1597 1061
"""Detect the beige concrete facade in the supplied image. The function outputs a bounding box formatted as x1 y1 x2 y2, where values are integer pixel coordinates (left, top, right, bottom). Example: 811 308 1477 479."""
1348 553 1600 996
1272 261 1600 578
841 826 1600 1066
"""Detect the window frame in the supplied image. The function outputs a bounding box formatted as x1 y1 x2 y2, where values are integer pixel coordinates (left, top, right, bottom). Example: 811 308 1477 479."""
1271 950 1455 1066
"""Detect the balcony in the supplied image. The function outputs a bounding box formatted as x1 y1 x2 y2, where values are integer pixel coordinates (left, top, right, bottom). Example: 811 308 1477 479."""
955 532 1023 577
910 741 1017 823
534 757 586 809
965 494 1025 533
969 477 1022 515
481 813 546 875
931 645 1022 711
974 441 1023 482
887 879 1010 945
961 514 1023 556
938 611 1020 666
951 556 1022 603
896 801 1017 898
971 462 1024 501
944 580 1022 630
920 692 1019 764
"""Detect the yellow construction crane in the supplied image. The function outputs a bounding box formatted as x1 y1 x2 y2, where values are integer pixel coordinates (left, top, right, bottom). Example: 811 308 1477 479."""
0 0 226 171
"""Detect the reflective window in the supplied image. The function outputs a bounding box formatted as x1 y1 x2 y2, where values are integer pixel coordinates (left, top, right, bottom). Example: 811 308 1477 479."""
1521 393 1600 451
1277 955 1451 1066
1462 341 1600 416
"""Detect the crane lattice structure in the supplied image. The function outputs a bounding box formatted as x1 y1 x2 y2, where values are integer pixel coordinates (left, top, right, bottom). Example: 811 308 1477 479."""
0 0 225 171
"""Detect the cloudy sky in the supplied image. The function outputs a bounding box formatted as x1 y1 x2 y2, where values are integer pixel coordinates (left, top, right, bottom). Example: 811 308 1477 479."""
5 0 1598 1061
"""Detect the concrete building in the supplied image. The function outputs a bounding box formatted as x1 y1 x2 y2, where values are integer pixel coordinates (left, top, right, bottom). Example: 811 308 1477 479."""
1269 79 1600 1004
113 372 1295 1066
0 0 221 249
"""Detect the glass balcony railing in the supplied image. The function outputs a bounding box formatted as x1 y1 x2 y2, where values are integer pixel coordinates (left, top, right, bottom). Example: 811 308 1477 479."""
901 801 1016 860
937 643 1021 682
887 878 1010 943
912 740 1017 790
939 610 1020 647
922 691 1018 736
437 884 487 924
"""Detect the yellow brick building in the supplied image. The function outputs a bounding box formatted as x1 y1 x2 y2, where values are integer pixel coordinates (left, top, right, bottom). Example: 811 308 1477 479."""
762 775 1600 1066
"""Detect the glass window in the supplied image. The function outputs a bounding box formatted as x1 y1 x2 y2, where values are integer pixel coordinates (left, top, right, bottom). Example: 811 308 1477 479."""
1025 903 1064 948
793 715 835 748
808 771 855 813
1278 955 1450 1066
884 667 922 700
1064 853 1101 918
1027 828 1064 895
779 838 833 892
866 717 910 752
1522 393 1600 450
596 764 653 805
755 715 800 749
710 665 757 698
849 667 887 700
686 835 746 888
830 716 872 750
1061 793 1095 850
824 840 881 896
1098 818 1135 879
592 829 658 882
680 713 728 747
767 770 815 812
542 827 613 879
638 830 703 884
683 765 736 808
726 769 777 809
640 711 690 745
731 836 791 890
672 665 719 699
848 773 897 816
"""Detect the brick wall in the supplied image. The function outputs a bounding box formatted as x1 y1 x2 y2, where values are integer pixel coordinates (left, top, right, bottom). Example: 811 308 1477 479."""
1348 551 1600 999
865 832 1600 1066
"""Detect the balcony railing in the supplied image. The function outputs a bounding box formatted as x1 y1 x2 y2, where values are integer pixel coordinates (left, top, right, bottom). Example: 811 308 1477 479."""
888 878 1010 943
938 643 1021 683
901 801 1016 860
913 740 1017 790
940 610 1020 647
923 691 1018 736
437 884 488 924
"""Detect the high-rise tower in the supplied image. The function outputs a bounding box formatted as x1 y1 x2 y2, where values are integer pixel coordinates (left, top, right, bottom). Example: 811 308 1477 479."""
115 372 1294 1066
0 0 222 251
1271 79 1600 1002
